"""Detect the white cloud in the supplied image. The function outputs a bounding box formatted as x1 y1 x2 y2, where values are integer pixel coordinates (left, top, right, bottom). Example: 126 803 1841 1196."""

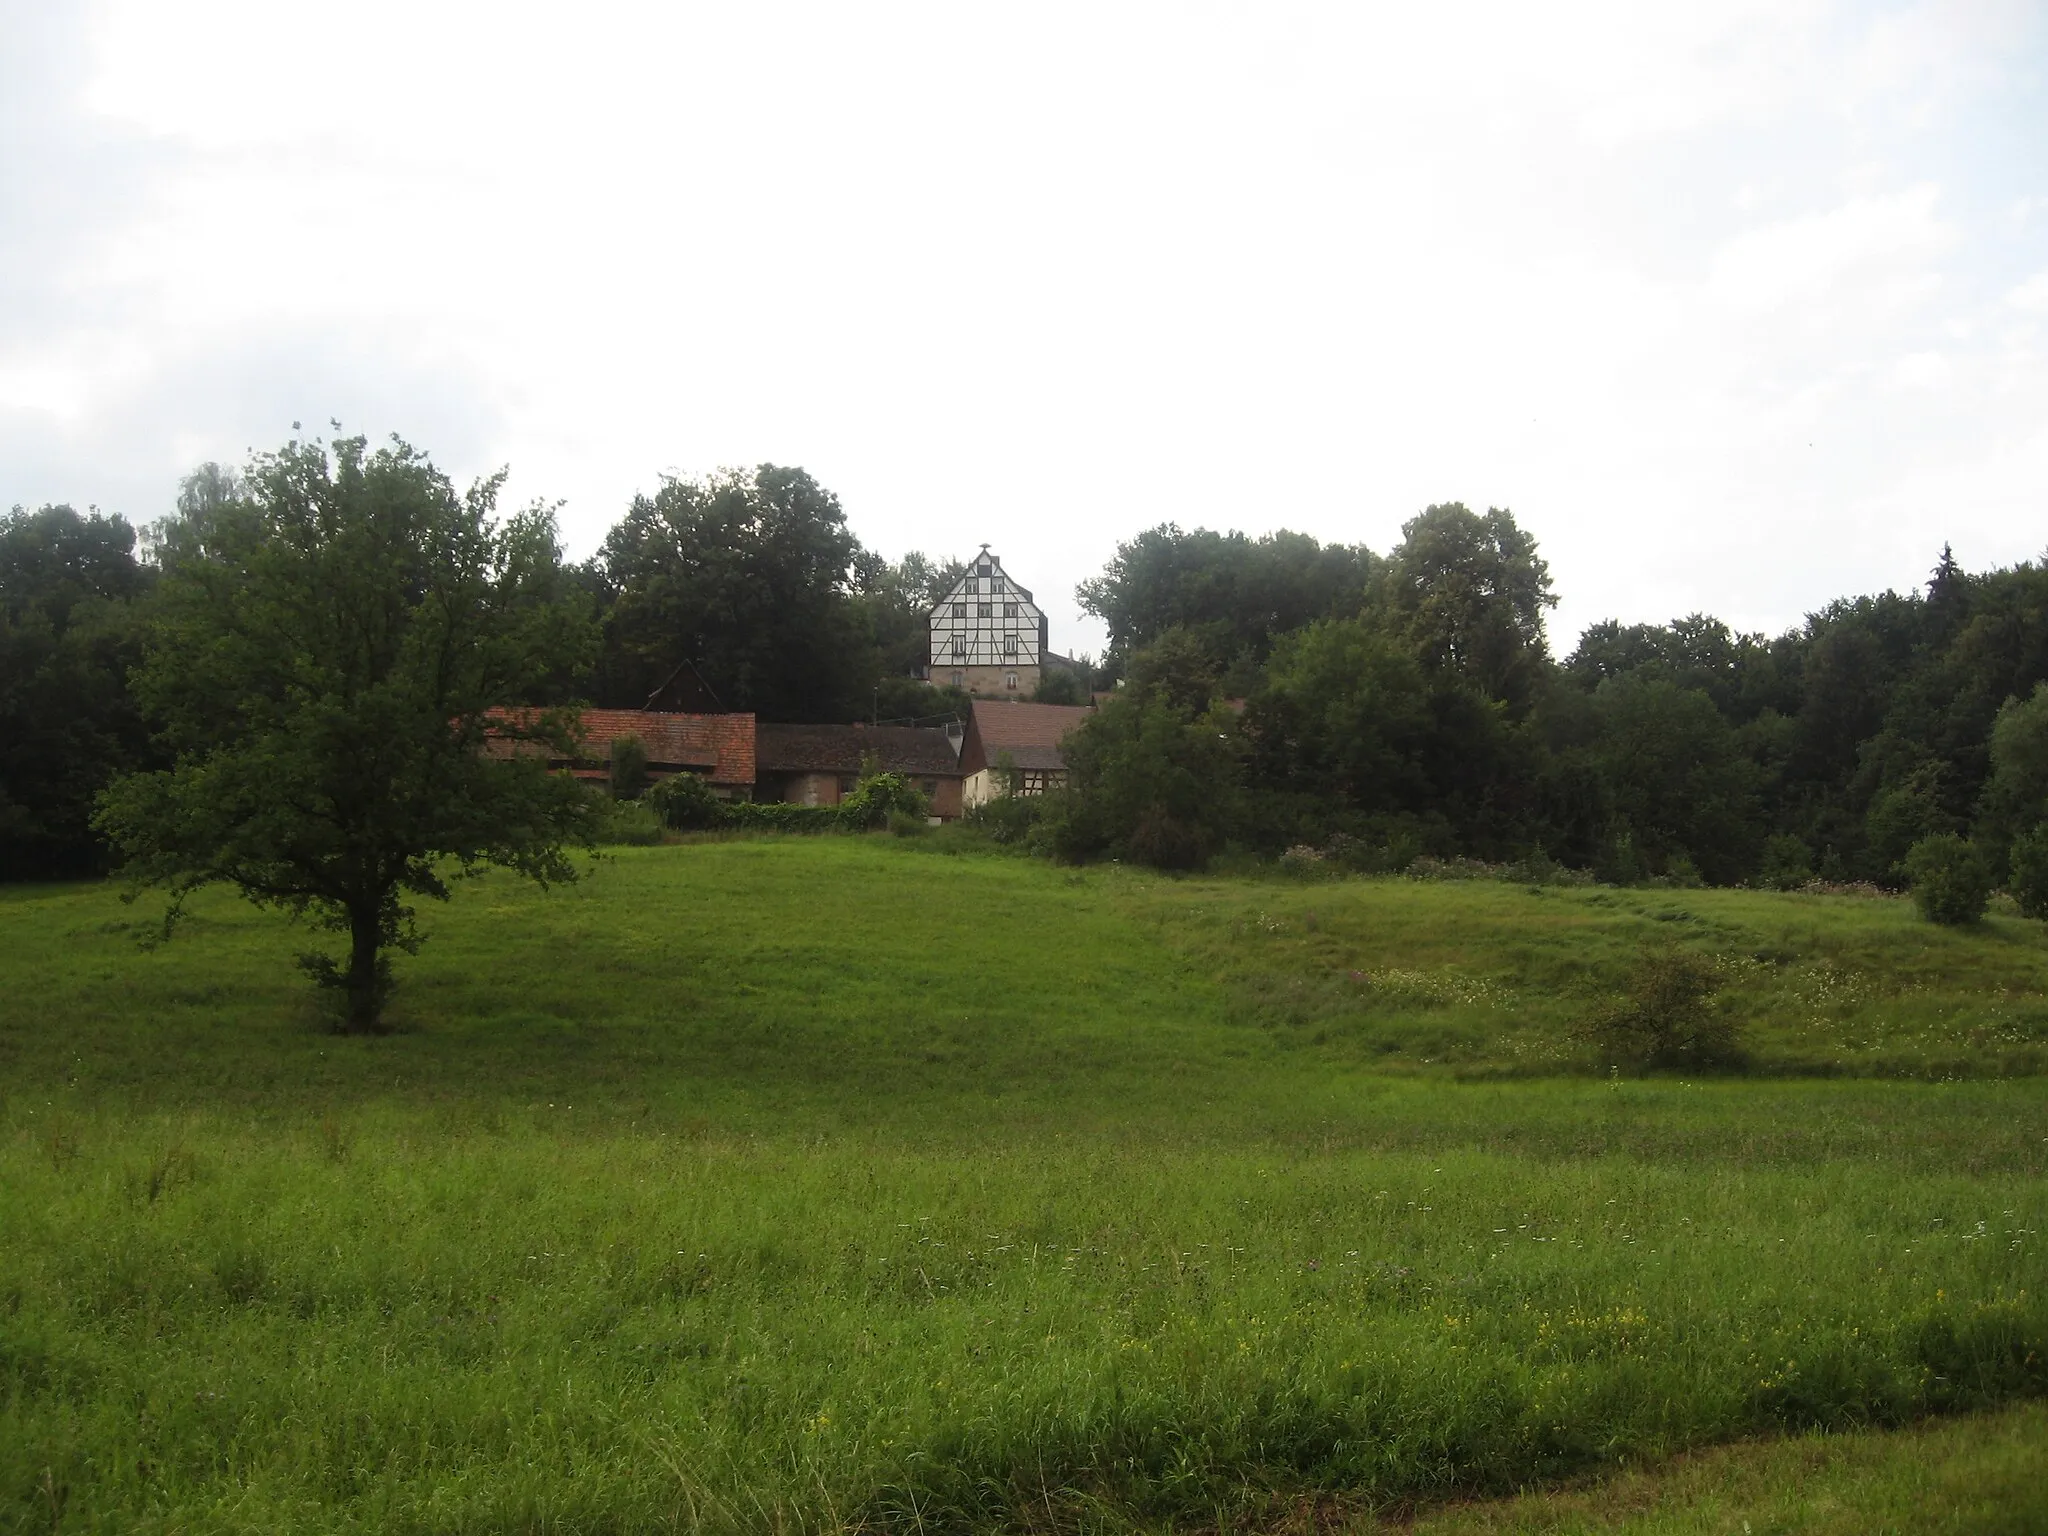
2 0 2045 653
2011 270 2048 313
1708 187 1952 315
1888 351 1953 389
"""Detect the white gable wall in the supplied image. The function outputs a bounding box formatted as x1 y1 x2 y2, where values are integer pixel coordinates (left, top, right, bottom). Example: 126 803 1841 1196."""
929 551 1044 693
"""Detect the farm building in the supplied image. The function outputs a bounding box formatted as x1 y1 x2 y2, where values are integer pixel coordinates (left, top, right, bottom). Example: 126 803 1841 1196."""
927 546 1048 698
958 699 1093 807
486 708 757 796
756 723 967 819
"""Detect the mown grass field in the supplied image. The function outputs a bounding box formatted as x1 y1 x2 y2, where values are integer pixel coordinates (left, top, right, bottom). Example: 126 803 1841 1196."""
2 838 2045 1533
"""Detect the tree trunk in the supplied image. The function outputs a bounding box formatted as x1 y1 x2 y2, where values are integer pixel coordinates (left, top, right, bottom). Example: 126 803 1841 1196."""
343 902 383 1034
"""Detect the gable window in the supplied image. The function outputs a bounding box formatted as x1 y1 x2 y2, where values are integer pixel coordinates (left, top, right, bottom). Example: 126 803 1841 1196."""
951 602 964 619
1003 635 1018 656
977 602 991 617
1004 602 1017 617
967 577 980 594
949 638 963 657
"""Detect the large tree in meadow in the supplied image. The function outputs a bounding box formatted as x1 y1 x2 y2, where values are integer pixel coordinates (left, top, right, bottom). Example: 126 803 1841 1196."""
95 433 599 1033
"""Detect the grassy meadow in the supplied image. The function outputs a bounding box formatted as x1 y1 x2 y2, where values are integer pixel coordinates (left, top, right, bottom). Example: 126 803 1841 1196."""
2 837 2045 1532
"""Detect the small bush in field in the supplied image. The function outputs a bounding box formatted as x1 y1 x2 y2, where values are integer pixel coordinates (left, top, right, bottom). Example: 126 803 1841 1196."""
595 800 665 846
646 771 724 830
887 808 928 837
964 793 1041 845
1756 832 1814 890
2007 824 2048 921
1277 845 1330 878
1904 834 1992 926
1579 947 1743 1071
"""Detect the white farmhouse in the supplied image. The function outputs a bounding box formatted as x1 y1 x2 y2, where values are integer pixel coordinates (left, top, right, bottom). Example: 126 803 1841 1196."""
928 546 1047 697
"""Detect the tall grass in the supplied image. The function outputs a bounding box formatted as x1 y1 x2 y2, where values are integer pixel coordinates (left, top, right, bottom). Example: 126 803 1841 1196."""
1 841 2044 1531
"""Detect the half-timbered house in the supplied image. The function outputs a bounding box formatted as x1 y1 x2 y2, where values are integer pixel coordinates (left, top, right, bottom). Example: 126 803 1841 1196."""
928 546 1046 697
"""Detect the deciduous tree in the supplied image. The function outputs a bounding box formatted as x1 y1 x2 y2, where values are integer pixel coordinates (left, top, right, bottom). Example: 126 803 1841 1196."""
1383 503 1556 715
0 504 155 877
596 465 866 720
96 433 598 1032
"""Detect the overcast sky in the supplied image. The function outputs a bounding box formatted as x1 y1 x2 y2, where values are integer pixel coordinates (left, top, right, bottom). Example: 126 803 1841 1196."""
4 1 2045 658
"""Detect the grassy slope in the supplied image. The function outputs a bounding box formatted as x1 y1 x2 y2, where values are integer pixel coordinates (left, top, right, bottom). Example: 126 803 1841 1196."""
1 839 2044 1533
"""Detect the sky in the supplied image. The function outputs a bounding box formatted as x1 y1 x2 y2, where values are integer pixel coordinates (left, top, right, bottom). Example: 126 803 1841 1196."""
3 0 2045 660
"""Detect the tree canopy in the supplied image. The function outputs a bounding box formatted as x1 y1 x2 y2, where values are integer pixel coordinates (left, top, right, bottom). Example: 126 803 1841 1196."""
1076 524 1379 682
0 504 156 877
594 466 868 720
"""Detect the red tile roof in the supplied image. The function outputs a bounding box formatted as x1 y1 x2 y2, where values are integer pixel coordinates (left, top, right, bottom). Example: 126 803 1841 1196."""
757 723 962 777
961 700 1093 774
488 708 756 785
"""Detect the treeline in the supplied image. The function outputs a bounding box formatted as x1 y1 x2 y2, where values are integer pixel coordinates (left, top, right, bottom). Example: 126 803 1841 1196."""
0 462 992 878
7 448 2047 894
1049 509 2048 893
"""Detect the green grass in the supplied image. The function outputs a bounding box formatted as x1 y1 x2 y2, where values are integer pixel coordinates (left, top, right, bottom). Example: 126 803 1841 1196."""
1382 1401 2048 1533
2 840 2044 1532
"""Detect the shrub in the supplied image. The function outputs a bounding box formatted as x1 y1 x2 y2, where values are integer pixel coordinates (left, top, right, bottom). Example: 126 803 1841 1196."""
2007 824 2048 921
650 767 929 837
963 793 1040 845
887 808 928 838
721 800 843 832
1053 687 1241 870
1756 833 1813 891
1578 948 1743 1071
1659 851 1704 888
1903 834 1992 926
646 771 724 830
1321 829 1423 876
608 734 650 800
1277 844 1330 878
1123 807 1210 871
838 771 929 830
1593 830 1645 886
594 800 665 846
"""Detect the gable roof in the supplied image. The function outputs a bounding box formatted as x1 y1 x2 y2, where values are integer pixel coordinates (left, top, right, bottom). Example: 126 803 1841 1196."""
961 699 1093 774
642 659 725 712
757 723 963 778
488 708 756 785
928 548 1040 615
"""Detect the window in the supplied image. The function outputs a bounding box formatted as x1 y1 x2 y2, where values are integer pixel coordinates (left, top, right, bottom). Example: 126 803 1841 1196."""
1004 602 1017 617
977 602 991 618
1005 670 1018 690
967 577 980 594
1003 635 1018 656
950 670 964 687
950 602 964 619
949 638 963 657
977 562 991 577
